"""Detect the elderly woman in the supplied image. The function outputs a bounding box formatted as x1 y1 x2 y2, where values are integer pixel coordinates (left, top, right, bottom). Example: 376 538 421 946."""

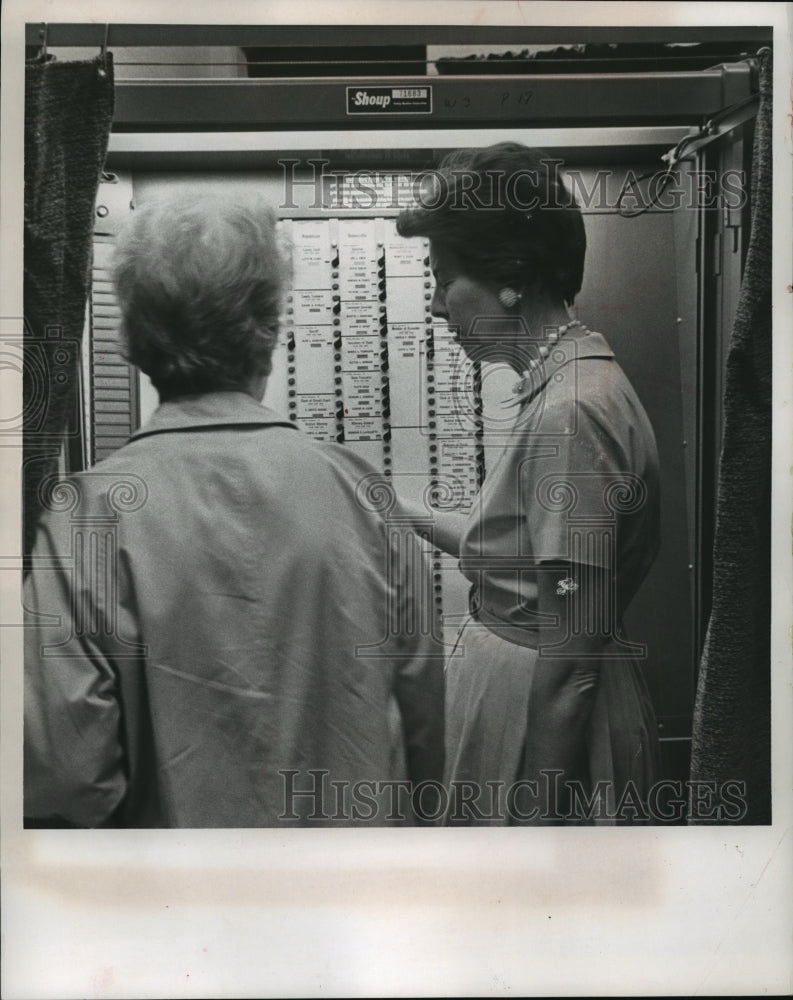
24 193 444 828
397 143 661 824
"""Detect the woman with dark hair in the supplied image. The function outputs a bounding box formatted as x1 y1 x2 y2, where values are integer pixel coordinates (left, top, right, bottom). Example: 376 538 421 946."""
23 192 444 828
397 143 661 824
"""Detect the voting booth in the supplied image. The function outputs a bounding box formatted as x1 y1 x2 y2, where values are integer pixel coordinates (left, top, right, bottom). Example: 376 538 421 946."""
34 22 766 787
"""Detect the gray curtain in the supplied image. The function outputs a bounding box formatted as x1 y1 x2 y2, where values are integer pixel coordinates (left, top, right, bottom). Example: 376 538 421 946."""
690 49 773 824
23 52 115 558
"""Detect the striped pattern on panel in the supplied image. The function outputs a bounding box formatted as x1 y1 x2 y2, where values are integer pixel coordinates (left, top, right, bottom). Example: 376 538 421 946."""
90 237 138 464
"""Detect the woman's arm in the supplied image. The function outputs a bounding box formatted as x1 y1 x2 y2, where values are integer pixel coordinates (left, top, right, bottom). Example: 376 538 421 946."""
24 512 128 827
521 561 612 822
395 495 468 558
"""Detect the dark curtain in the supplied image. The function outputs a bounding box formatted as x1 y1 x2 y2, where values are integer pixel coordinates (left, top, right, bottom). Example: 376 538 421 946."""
23 53 115 558
690 49 773 824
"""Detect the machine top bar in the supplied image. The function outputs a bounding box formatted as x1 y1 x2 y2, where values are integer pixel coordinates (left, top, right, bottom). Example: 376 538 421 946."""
24 22 774 49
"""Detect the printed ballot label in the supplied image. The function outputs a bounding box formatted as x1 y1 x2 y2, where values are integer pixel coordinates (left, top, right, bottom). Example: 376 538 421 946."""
346 86 432 115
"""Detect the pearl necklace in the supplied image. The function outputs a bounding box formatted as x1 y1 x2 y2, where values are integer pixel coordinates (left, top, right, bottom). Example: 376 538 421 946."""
510 318 587 398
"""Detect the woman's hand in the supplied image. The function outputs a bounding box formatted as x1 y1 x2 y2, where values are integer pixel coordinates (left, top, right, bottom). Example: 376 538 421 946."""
395 494 469 558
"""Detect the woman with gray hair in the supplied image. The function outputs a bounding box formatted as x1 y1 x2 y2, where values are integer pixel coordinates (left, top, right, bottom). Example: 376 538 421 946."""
113 194 284 401
24 192 444 828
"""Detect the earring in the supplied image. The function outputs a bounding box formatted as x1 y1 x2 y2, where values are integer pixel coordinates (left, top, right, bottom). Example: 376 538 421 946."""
498 287 522 309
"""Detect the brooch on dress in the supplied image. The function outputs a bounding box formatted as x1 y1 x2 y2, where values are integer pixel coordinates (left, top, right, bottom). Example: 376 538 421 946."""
556 577 579 596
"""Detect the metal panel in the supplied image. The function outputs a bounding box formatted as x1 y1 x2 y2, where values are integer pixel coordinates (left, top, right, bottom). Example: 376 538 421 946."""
105 125 693 172
110 67 754 129
572 166 697 752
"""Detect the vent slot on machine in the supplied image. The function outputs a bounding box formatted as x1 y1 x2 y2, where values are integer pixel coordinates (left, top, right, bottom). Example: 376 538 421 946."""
88 172 138 465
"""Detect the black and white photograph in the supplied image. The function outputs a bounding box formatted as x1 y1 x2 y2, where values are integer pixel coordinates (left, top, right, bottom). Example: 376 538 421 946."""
2 1 791 996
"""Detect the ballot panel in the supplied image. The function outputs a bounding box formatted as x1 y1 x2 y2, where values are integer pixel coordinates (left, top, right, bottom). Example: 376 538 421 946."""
272 212 489 643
